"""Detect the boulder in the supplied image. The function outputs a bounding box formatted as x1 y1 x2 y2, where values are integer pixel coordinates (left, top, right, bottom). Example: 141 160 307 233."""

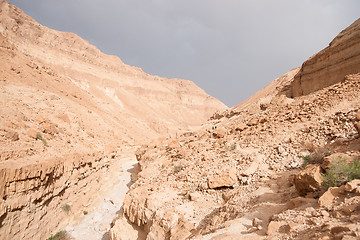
26 128 38 139
42 121 59 135
330 225 351 235
344 179 360 193
241 162 259 176
212 129 226 139
294 164 322 195
267 221 290 235
287 197 317 209
5 131 19 141
189 191 201 201
208 168 237 189
233 123 247 132
341 196 360 215
318 186 345 208
247 118 259 126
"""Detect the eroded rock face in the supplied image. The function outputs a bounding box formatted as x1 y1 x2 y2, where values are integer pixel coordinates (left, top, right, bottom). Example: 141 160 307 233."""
0 152 120 240
0 1 227 239
0 1 227 145
294 164 322 196
287 18 360 97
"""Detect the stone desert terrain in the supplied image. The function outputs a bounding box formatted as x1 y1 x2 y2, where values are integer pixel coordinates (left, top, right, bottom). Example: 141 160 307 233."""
0 1 226 239
112 18 360 240
1 1 360 240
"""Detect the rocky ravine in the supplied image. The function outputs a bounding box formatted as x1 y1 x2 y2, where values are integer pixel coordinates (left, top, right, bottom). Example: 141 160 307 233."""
0 1 226 239
111 18 360 240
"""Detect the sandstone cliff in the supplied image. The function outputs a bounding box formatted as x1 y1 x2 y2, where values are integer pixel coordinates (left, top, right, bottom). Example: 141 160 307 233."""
286 18 360 98
0 1 226 239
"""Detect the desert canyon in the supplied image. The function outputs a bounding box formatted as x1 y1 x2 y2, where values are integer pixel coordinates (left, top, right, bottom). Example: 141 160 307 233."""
1 1 360 240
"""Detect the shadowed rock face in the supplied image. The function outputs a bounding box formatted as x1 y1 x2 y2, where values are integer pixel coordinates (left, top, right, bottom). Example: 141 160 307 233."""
287 18 360 98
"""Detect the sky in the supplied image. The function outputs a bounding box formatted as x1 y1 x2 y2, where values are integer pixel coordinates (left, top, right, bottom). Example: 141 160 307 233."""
8 0 360 107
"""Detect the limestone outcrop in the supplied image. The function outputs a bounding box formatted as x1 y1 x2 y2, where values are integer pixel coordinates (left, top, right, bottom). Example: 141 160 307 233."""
286 18 360 97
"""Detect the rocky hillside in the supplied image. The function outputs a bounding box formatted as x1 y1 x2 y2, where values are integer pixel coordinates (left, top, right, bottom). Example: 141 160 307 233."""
0 0 226 145
111 19 360 240
0 1 226 239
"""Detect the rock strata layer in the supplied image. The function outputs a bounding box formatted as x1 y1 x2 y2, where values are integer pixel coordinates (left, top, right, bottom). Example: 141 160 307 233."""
287 18 360 97
0 1 226 239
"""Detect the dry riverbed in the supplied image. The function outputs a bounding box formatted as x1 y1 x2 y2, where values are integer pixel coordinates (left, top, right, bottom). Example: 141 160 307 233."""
64 154 138 240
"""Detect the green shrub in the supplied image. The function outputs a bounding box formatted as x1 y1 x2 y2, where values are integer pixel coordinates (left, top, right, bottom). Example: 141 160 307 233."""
36 132 48 146
47 230 68 240
36 132 42 140
301 155 311 168
322 158 360 188
83 210 88 215
230 143 237 151
61 204 71 214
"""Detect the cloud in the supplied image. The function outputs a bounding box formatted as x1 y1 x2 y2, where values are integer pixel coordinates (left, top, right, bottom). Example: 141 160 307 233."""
9 0 360 106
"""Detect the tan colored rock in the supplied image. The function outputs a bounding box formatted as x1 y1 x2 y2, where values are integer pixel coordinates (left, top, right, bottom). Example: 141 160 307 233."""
233 123 247 132
341 236 358 240
287 197 317 209
354 122 360 135
17 119 27 129
189 191 201 201
287 18 360 97
344 179 360 193
330 225 351 235
252 218 261 227
56 113 70 123
5 131 19 141
247 118 259 126
267 221 290 235
26 128 38 139
318 186 345 208
241 162 259 176
42 122 59 135
355 112 360 121
208 168 237 189
212 129 226 139
294 164 322 195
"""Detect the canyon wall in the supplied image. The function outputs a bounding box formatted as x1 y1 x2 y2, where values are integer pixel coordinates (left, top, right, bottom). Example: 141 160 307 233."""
0 0 227 145
0 1 226 239
287 18 360 98
0 152 120 240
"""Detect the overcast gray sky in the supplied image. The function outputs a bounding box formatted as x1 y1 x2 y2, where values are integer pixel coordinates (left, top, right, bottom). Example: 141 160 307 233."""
8 0 360 107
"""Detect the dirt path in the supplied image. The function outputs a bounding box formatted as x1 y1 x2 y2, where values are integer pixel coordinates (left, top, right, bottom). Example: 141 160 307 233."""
65 154 138 240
